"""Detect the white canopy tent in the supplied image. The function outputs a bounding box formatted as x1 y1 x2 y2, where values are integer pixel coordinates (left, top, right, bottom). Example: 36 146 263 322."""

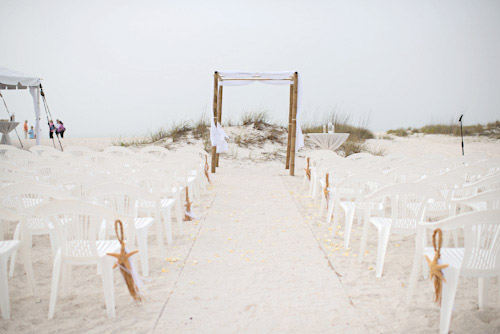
0 66 42 145
210 71 304 176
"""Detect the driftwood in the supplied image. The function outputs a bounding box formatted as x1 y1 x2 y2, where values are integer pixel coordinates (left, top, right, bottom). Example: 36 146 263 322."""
425 228 449 305
107 220 142 301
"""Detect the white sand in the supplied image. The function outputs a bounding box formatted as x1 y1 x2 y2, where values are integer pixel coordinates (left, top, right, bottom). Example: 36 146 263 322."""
2 132 500 333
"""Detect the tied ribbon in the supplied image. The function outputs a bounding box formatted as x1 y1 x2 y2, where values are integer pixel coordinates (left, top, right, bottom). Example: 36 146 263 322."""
324 173 329 208
204 154 211 183
304 157 311 181
107 220 143 301
184 186 192 221
425 228 449 305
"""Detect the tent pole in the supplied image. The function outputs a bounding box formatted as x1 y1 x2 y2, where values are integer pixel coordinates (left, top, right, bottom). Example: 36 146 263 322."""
211 72 219 173
216 85 223 167
290 72 298 176
285 84 293 169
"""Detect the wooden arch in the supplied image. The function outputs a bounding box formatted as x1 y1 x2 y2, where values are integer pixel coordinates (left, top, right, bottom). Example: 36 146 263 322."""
211 71 299 176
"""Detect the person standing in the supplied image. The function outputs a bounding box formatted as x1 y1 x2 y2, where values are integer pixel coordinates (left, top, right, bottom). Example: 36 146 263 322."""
23 120 28 139
48 120 55 139
56 119 66 139
28 126 35 139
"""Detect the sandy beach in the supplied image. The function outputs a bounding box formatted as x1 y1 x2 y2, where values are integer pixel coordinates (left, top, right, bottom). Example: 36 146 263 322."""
1 132 499 333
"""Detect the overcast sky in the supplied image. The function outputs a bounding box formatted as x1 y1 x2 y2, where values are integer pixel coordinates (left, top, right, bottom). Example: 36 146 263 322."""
1 0 499 137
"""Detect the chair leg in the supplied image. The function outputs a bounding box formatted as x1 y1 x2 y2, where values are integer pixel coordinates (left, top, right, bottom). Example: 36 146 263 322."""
154 210 167 257
162 208 173 245
343 206 356 250
61 263 72 296
136 231 149 277
478 277 490 309
19 242 35 296
48 249 63 319
8 223 20 278
100 257 116 318
0 257 11 319
326 197 335 226
49 230 58 258
375 225 391 278
175 194 183 224
422 259 429 279
439 267 460 334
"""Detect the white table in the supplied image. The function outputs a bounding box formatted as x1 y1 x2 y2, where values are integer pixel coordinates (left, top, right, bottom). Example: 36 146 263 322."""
0 121 19 145
307 133 349 150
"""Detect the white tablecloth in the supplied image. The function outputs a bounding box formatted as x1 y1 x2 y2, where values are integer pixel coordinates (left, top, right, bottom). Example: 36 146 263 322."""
307 133 349 150
0 121 19 145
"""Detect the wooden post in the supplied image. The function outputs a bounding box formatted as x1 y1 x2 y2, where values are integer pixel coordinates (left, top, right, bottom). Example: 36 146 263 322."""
289 72 298 176
211 72 218 173
216 85 223 167
285 84 293 169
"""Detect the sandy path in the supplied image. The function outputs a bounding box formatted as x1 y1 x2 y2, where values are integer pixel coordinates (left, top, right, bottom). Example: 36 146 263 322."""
153 163 366 333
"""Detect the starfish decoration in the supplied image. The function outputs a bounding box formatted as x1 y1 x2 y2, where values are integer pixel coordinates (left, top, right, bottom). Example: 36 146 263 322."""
184 186 192 221
107 220 142 301
204 154 211 183
304 157 311 181
425 228 449 305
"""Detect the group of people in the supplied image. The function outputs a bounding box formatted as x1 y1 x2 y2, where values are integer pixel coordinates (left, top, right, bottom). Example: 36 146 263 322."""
48 119 66 139
22 119 66 140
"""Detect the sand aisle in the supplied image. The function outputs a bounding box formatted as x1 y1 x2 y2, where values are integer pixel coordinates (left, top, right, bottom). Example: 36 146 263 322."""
153 163 366 333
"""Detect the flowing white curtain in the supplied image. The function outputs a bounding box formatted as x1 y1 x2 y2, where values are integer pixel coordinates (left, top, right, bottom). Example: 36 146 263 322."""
29 87 41 145
212 71 304 152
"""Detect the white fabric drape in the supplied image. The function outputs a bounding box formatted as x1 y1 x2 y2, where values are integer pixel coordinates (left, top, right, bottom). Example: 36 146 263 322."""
210 118 229 153
29 87 41 145
217 71 304 152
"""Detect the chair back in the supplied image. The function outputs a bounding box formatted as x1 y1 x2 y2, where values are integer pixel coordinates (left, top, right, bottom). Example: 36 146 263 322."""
366 183 442 231
36 200 118 259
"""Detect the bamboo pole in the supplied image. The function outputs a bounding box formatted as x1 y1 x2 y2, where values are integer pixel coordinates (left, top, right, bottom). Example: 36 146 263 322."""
216 85 223 167
285 84 293 169
211 72 219 173
289 72 298 176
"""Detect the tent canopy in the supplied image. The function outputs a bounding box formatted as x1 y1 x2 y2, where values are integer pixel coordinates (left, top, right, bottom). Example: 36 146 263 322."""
0 66 41 89
0 66 42 145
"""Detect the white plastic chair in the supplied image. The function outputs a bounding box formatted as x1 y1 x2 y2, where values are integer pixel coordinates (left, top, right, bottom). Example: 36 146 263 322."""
327 172 393 249
139 145 170 158
452 189 500 212
407 210 500 334
64 146 94 157
358 183 442 277
103 146 134 157
88 183 164 276
35 200 122 319
29 145 60 157
0 205 35 319
55 173 110 200
129 171 179 233
1 183 73 277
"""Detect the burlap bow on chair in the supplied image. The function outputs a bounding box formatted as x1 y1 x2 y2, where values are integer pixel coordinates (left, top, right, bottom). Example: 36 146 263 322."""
204 154 211 183
324 173 329 208
425 228 449 305
304 157 311 181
